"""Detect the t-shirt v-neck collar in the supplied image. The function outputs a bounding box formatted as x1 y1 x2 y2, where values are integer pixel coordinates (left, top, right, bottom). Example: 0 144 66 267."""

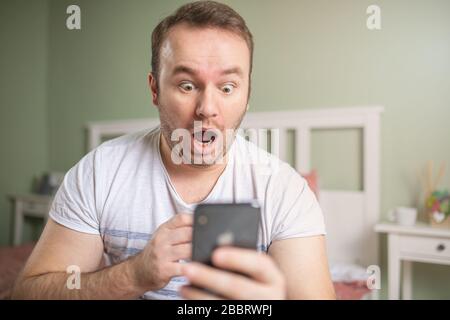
155 130 235 210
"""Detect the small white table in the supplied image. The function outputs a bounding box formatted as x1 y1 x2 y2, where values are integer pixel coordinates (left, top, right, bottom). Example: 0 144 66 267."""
375 222 450 300
8 194 53 246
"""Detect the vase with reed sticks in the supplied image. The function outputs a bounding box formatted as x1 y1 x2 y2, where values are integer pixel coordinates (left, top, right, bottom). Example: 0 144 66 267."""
423 161 450 229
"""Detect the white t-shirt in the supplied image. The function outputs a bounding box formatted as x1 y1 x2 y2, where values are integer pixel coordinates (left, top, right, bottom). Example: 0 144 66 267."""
49 126 325 299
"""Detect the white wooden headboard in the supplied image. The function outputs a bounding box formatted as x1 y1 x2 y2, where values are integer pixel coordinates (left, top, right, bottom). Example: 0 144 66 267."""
86 106 384 267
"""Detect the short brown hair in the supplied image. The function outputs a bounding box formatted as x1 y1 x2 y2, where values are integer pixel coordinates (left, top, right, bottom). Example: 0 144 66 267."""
151 0 254 88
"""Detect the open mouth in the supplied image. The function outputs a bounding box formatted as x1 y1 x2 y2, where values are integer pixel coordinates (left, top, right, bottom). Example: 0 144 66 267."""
193 129 217 146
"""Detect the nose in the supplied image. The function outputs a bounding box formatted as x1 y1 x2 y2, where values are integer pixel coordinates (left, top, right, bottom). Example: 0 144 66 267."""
195 85 219 119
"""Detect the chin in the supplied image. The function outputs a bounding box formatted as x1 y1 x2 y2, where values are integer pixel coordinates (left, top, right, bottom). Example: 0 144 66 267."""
188 151 226 166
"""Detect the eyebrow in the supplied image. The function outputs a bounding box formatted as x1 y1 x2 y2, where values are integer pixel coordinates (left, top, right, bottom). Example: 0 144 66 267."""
171 65 244 78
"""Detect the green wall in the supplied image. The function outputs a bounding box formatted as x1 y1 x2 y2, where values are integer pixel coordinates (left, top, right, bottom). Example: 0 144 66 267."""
0 0 49 245
1 0 449 299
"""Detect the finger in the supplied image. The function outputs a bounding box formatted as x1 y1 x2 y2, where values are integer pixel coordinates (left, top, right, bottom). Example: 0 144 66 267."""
168 226 192 245
170 243 192 262
165 213 193 229
179 285 223 300
181 262 267 300
212 247 283 285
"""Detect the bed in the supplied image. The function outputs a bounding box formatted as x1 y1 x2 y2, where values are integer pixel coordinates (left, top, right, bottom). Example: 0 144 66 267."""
0 106 383 299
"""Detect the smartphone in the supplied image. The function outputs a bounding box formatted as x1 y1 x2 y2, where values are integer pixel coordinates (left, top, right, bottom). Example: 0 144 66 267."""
192 202 261 265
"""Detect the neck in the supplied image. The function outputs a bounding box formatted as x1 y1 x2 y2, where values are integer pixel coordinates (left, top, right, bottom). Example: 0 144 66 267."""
159 132 228 179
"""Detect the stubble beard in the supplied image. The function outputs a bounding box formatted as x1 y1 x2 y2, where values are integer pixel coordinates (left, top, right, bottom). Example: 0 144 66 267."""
158 106 247 168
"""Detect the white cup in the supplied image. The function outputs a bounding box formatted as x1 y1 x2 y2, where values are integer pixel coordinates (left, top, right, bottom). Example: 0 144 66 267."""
388 207 418 226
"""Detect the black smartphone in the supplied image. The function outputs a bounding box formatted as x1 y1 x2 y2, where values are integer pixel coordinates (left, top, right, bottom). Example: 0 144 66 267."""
192 202 261 266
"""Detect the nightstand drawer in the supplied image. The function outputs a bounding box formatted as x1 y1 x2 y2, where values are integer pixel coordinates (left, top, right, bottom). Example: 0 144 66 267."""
21 201 50 217
399 235 450 258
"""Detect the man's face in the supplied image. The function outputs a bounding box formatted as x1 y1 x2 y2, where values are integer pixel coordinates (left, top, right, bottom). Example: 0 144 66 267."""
150 23 251 166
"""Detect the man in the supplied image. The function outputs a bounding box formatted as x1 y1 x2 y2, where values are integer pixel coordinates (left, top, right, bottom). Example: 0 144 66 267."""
12 1 335 299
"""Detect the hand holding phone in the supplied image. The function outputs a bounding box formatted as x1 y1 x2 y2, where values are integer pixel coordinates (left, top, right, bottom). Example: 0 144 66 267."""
181 204 286 299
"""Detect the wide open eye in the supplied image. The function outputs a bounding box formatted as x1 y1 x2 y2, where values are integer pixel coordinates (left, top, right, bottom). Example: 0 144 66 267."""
179 82 196 92
221 83 235 94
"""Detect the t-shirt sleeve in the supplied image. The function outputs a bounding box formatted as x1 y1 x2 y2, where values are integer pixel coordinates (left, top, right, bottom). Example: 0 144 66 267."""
48 149 101 235
270 165 326 241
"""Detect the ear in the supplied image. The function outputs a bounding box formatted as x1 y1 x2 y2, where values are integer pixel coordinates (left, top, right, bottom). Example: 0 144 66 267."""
148 72 159 106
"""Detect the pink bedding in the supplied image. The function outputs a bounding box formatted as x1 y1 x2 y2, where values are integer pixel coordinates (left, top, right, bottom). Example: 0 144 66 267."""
0 242 35 299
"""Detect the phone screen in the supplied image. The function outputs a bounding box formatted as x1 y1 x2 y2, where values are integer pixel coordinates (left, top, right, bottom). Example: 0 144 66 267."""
192 202 261 265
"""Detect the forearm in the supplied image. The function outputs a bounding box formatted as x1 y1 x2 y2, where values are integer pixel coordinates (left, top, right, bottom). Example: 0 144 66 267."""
11 256 147 300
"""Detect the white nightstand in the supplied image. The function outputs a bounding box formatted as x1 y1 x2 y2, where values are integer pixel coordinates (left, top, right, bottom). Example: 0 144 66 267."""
375 222 450 300
8 194 53 246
